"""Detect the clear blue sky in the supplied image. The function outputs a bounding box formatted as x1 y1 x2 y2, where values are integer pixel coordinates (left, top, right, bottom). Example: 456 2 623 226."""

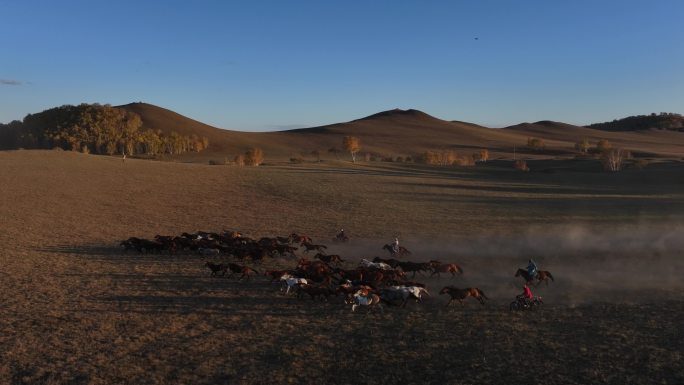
1 0 682 130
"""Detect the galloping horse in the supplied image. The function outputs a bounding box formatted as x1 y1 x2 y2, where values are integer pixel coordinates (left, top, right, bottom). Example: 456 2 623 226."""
351 292 384 314
430 263 464 278
439 287 488 306
515 268 555 286
382 244 412 258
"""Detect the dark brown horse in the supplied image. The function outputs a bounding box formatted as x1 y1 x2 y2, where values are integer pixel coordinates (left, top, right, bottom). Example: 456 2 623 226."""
396 261 431 278
205 262 228 277
439 287 488 306
372 256 401 268
382 244 412 257
314 253 344 265
301 242 328 254
515 268 554 286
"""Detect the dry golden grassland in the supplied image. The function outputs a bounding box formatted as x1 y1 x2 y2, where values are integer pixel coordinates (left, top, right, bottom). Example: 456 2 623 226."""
0 150 683 384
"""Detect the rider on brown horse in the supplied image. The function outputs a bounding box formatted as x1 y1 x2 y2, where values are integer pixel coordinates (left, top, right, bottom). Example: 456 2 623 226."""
527 259 538 278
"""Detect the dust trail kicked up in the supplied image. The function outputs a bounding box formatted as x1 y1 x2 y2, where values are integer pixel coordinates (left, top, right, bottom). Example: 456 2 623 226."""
325 223 684 306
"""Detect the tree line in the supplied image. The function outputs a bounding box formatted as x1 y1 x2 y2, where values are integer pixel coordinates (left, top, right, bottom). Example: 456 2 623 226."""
0 103 209 156
587 112 684 131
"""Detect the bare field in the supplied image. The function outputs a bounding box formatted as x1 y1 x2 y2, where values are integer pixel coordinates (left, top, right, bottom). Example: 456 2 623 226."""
1 150 683 384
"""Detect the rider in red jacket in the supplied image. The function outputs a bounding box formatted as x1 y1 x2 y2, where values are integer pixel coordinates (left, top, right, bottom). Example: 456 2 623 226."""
521 284 533 299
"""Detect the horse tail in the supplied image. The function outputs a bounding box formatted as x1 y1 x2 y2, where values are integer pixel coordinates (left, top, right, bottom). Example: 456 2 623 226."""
548 272 554 281
477 288 488 299
456 265 464 274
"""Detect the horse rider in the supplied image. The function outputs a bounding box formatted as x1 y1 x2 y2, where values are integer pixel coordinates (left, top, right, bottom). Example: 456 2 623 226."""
392 236 400 254
517 284 533 304
337 229 346 240
527 259 538 278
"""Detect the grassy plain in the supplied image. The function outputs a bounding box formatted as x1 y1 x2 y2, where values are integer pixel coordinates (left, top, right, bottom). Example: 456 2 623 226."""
0 150 683 384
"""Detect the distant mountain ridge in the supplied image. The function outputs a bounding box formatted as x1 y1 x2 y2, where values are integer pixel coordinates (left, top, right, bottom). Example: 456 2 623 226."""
2 102 684 159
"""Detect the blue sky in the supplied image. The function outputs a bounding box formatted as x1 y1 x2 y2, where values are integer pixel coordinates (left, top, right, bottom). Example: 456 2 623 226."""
1 1 682 131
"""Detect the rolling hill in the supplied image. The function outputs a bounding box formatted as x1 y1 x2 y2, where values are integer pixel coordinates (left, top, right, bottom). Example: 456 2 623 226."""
3 102 684 160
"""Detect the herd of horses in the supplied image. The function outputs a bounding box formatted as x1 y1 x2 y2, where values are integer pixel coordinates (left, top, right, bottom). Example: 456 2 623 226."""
120 230 555 313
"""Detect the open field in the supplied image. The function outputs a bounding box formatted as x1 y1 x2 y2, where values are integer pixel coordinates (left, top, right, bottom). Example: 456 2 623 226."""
1 150 683 384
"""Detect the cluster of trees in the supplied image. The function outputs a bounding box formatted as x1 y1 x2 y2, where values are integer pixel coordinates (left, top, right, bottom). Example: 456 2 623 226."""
587 112 684 131
0 104 209 156
418 149 488 166
234 148 264 166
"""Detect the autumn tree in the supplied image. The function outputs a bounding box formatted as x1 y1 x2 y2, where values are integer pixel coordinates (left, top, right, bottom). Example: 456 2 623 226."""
476 149 489 163
574 138 590 154
245 148 264 166
343 136 361 162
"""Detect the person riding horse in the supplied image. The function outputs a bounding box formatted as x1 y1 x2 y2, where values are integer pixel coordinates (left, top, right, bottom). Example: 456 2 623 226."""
392 237 400 254
527 259 538 278
517 284 533 305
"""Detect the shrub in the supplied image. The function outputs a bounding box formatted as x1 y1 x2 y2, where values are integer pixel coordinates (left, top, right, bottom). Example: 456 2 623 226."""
420 150 457 166
527 137 545 150
633 158 649 170
395 156 404 163
208 159 224 165
289 157 303 164
596 139 612 153
514 160 529 172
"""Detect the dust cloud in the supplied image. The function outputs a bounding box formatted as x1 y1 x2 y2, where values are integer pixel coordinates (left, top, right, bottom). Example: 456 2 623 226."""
325 223 684 306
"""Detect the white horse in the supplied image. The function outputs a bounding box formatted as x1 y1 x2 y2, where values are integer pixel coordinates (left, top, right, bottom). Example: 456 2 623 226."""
359 258 393 271
381 286 430 307
280 275 308 294
351 291 384 314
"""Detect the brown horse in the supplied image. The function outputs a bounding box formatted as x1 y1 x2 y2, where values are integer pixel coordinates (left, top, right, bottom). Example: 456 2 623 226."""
439 287 488 306
430 263 464 278
227 263 258 281
515 268 554 286
535 270 555 286
382 244 412 257
290 233 313 245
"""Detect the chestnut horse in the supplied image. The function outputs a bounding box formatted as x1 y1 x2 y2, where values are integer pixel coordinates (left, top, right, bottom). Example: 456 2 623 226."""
515 268 555 286
227 263 258 281
439 287 488 306
430 263 464 278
